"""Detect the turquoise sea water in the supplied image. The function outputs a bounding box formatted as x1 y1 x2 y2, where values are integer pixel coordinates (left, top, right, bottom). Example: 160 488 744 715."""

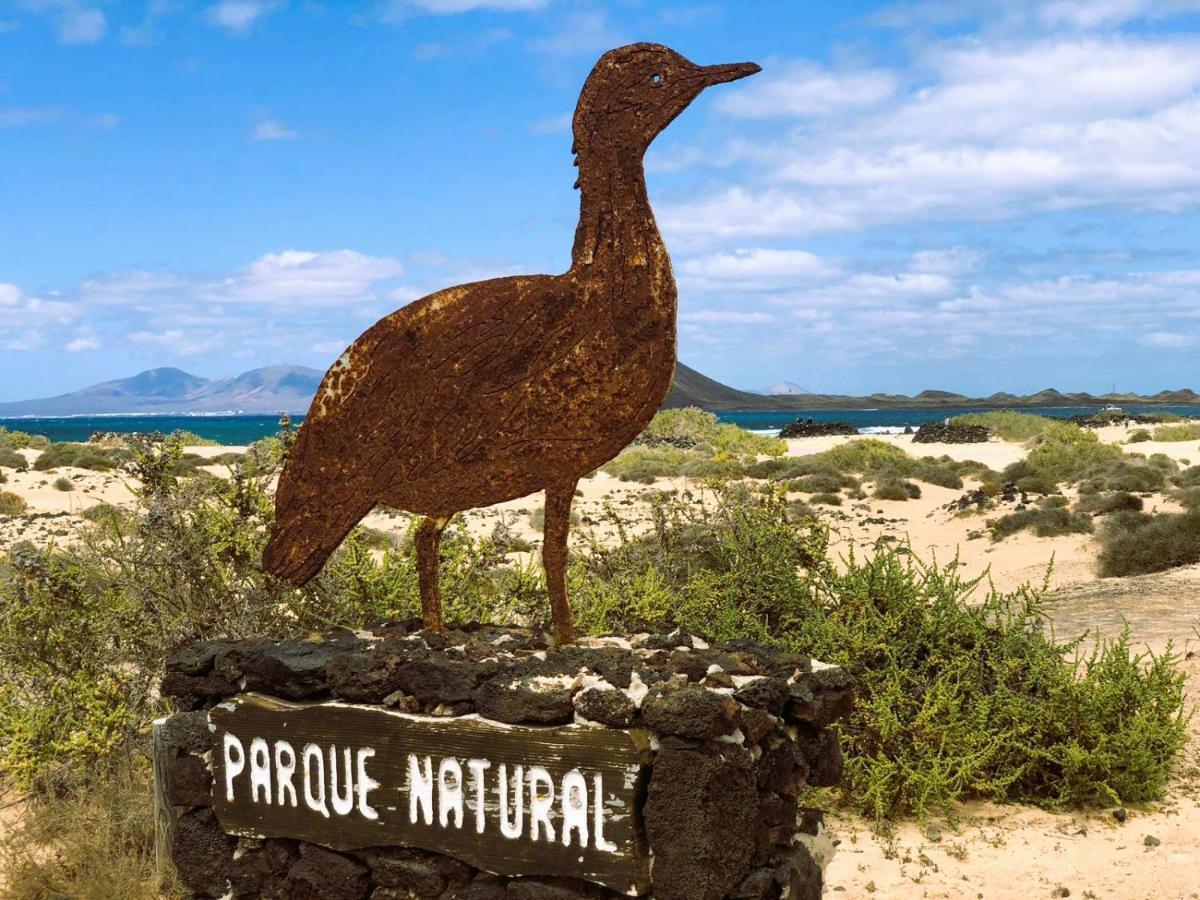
2 406 1198 445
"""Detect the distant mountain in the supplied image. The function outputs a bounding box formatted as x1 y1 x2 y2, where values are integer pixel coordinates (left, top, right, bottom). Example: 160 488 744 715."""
0 365 323 415
665 364 768 409
662 365 1200 411
3 361 1198 416
760 381 813 396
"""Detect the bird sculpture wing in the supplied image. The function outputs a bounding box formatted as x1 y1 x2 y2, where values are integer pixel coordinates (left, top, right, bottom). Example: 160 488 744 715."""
286 273 588 504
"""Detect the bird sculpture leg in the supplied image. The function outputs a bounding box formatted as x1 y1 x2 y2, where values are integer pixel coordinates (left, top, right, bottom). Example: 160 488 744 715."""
542 482 578 646
415 516 449 632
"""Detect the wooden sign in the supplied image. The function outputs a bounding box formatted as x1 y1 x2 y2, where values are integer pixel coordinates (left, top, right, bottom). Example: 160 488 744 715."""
209 694 653 895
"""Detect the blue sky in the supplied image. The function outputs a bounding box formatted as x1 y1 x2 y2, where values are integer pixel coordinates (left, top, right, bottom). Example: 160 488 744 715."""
2 0 1199 400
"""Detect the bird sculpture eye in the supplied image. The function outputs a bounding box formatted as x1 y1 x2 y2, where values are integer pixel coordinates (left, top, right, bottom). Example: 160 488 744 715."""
650 73 662 85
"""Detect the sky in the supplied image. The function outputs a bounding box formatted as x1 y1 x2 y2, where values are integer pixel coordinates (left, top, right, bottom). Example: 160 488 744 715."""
2 0 1200 401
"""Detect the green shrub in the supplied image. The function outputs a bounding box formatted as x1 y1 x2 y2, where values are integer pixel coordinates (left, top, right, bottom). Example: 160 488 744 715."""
0 447 27 470
1017 423 1123 486
1176 487 1200 511
603 446 691 483
989 505 1094 541
1098 511 1200 577
52 476 75 492
1077 492 1144 515
1152 423 1200 442
816 439 912 474
1175 466 1200 488
635 408 785 458
1076 457 1170 495
951 411 1055 442
790 471 857 493
911 460 964 489
874 479 920 501
33 443 123 472
0 491 27 516
810 492 842 506
1016 474 1058 495
169 428 219 447
0 427 50 450
1128 429 1152 443
606 412 786 482
793 555 1185 816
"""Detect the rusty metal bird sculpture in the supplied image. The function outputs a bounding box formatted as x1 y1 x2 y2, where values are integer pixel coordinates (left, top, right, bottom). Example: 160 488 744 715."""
263 43 760 645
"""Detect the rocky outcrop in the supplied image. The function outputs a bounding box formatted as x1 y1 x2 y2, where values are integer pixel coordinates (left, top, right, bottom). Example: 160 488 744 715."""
911 422 989 444
778 420 858 438
159 624 851 899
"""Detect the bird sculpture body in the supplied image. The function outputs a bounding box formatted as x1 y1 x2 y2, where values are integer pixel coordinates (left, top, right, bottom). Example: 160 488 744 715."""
263 43 760 644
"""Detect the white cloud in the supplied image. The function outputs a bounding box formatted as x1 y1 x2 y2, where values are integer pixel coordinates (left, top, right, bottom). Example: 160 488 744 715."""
205 1 277 35
713 62 898 119
526 10 621 57
530 112 571 134
661 35 1200 243
252 119 298 141
404 0 546 11
681 310 775 324
0 106 62 127
66 335 99 352
58 6 104 44
227 250 405 303
1139 330 1196 349
679 248 838 292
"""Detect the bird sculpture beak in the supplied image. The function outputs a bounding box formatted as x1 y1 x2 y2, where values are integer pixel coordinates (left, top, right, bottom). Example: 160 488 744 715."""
697 61 762 86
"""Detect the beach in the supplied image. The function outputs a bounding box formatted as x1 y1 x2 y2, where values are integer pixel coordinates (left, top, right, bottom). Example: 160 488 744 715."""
2 421 1200 898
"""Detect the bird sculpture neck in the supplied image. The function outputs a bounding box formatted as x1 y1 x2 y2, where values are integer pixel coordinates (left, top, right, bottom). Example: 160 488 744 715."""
568 145 666 280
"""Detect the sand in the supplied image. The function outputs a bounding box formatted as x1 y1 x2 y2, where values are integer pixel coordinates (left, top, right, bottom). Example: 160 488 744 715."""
2 425 1200 897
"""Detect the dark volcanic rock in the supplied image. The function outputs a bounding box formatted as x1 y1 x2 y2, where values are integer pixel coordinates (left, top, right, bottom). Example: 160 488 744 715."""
283 844 371 899
795 724 844 787
733 676 790 716
166 752 212 807
644 746 757 900
215 636 364 700
393 656 478 706
787 667 855 727
171 808 236 896
912 422 989 444
573 685 637 726
779 420 858 438
230 838 298 897
641 684 740 740
473 673 575 724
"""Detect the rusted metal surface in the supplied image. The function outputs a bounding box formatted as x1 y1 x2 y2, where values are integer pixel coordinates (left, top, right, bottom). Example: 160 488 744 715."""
263 43 760 644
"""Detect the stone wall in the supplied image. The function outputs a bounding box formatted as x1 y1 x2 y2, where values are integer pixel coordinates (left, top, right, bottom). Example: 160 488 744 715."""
158 622 852 900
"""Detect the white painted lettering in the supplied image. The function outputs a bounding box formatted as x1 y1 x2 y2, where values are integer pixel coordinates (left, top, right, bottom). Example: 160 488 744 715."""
528 766 555 843
222 733 245 803
302 743 329 818
499 764 524 840
593 773 617 853
274 740 298 808
438 758 464 829
329 746 355 816
560 768 588 848
249 737 272 805
408 754 434 825
467 758 491 834
356 748 379 821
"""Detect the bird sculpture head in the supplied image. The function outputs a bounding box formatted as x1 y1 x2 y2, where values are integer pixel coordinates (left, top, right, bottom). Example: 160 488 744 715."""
572 43 759 162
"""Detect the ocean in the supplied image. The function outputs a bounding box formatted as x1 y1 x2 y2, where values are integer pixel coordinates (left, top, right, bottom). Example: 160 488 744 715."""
2 406 1198 445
